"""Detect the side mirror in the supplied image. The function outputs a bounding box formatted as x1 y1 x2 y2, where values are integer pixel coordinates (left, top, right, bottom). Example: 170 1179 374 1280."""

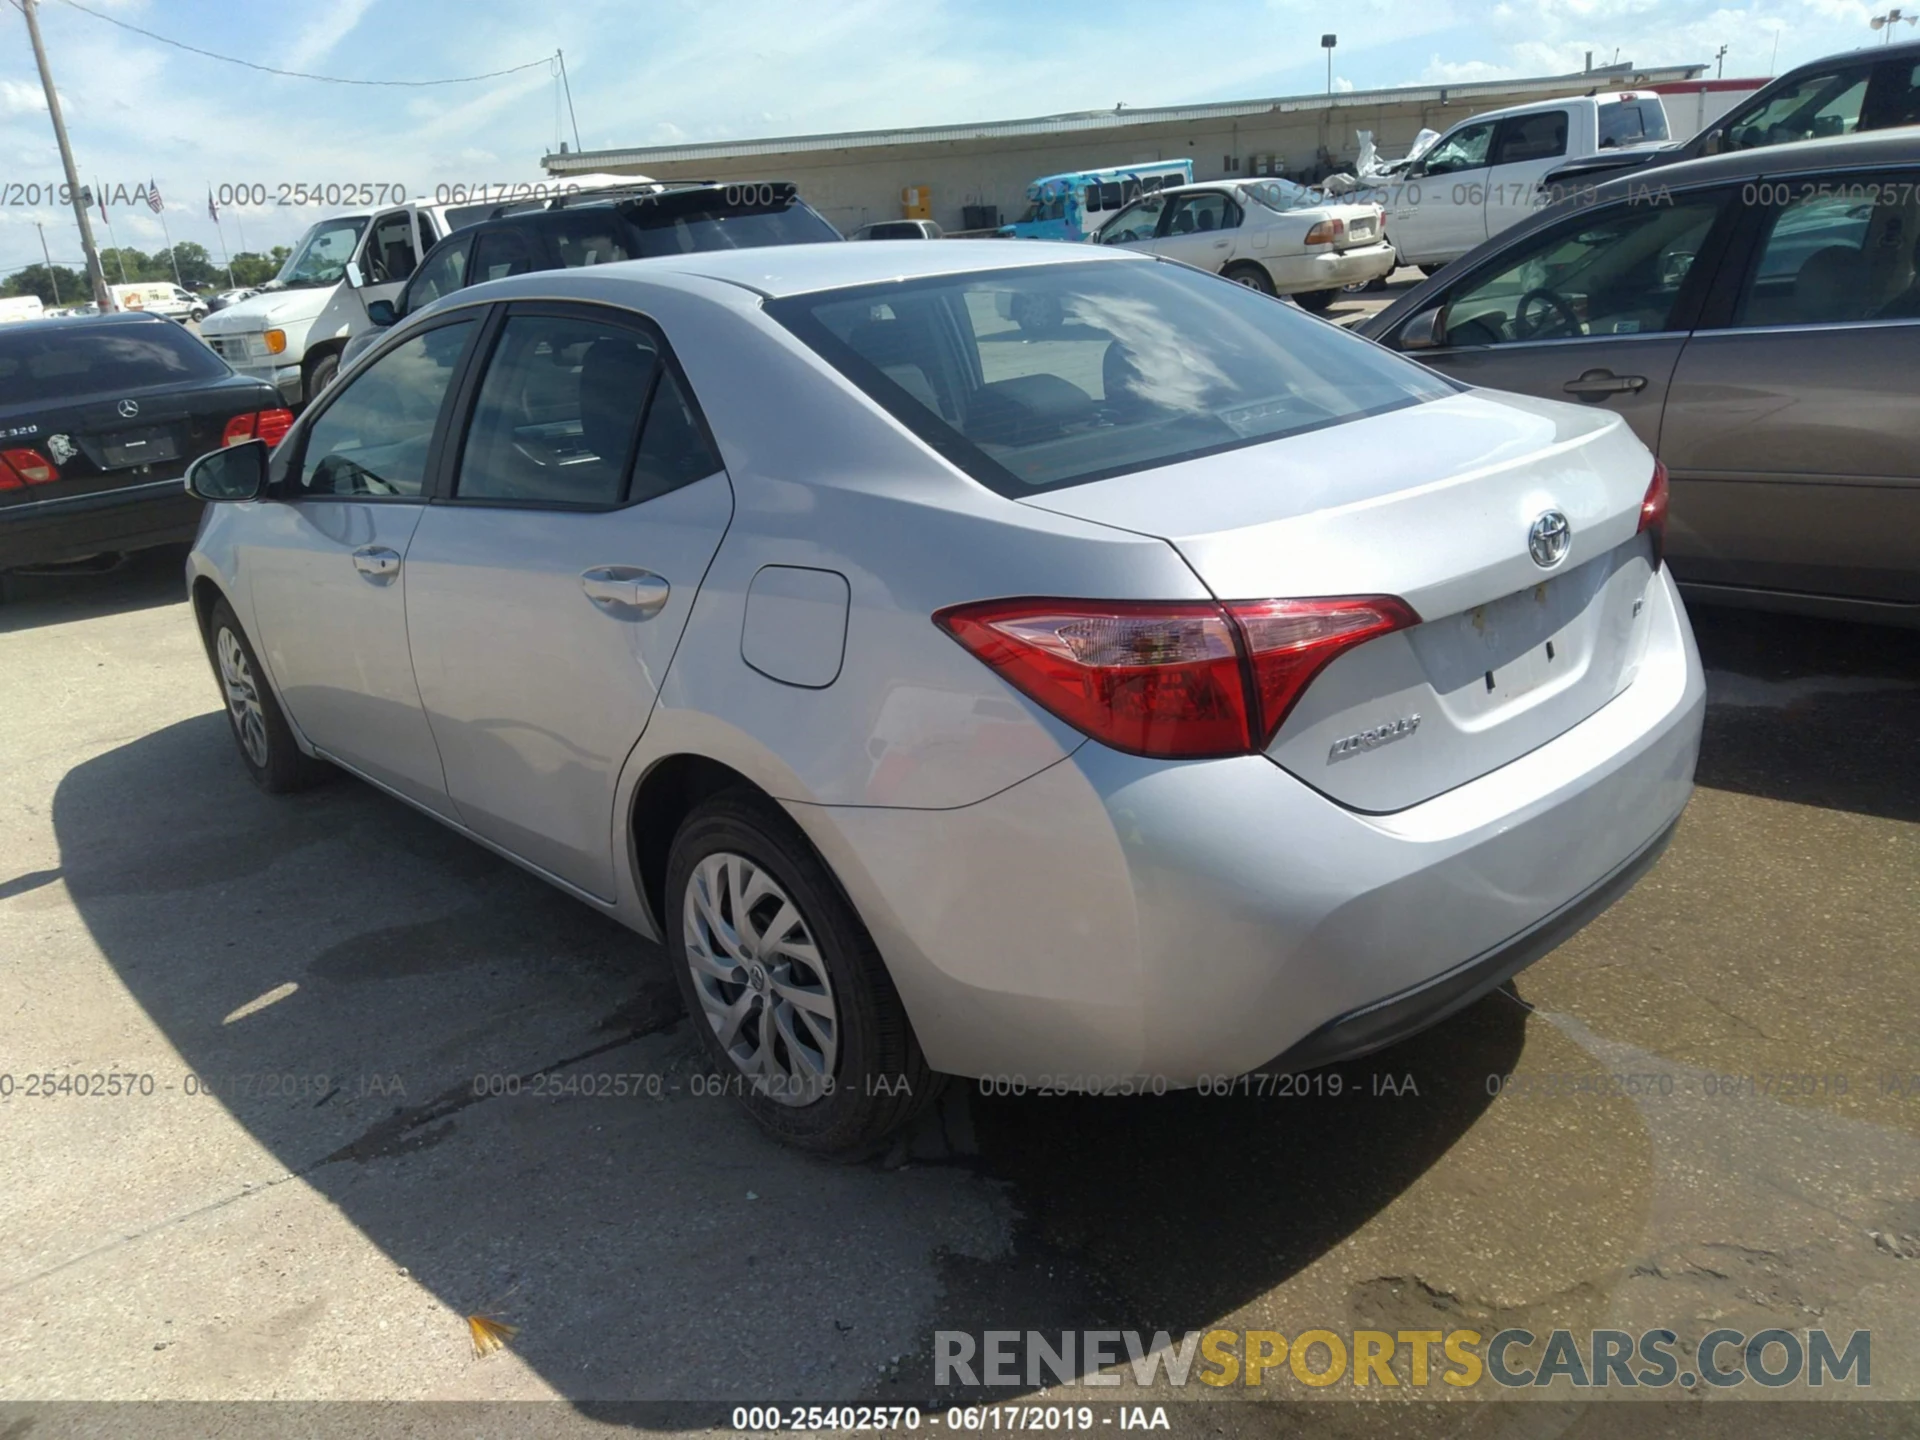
344 261 366 289
365 298 397 327
1399 307 1447 351
1699 128 1724 157
186 439 268 502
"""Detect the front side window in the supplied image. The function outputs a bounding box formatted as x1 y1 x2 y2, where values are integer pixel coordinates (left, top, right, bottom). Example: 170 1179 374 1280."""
294 321 474 497
1421 122 1496 175
1727 70 1870 151
1493 110 1570 165
768 260 1455 495
274 217 369 289
404 239 469 314
1098 194 1168 244
1732 179 1920 327
454 312 720 507
1438 195 1726 345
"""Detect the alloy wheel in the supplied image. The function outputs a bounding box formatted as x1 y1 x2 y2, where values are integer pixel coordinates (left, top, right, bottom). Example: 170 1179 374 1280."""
682 851 839 1106
215 626 269 768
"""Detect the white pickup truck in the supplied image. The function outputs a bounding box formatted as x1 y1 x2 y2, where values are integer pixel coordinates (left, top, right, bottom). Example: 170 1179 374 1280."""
1381 92 1672 270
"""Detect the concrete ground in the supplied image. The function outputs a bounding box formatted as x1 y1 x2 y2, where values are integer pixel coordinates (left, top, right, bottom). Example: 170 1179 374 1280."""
0 538 1915 1438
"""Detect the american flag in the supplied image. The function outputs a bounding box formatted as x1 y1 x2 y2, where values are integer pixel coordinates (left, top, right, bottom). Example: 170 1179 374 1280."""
147 180 164 214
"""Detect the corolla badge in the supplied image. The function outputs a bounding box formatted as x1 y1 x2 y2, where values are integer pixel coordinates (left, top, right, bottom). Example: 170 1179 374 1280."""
1528 509 1571 569
1329 713 1422 763
117 399 141 418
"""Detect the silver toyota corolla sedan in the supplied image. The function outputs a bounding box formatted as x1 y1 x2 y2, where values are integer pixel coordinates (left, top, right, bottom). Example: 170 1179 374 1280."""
182 240 1705 1152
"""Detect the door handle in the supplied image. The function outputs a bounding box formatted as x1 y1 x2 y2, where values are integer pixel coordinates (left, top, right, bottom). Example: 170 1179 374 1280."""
581 565 670 617
1563 369 1648 398
352 545 401 578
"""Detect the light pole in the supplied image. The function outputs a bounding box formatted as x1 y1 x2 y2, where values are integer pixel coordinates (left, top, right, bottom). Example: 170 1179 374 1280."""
19 0 112 311
1714 44 1729 78
1322 34 1337 95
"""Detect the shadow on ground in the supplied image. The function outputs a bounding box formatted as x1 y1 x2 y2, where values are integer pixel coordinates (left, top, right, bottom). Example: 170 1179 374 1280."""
0 543 193 634
51 707 1514 1416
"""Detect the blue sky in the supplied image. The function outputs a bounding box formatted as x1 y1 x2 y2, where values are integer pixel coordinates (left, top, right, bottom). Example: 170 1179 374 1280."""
0 0 1904 275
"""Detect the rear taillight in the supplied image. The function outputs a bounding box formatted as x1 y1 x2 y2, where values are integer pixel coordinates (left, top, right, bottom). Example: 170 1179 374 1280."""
0 448 56 486
1638 460 1669 569
255 407 294 446
1303 217 1346 246
935 594 1420 760
223 409 295 448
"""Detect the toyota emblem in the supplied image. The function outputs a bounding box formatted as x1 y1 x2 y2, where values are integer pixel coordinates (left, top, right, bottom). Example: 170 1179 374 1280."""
116 399 140 418
1528 510 1571 569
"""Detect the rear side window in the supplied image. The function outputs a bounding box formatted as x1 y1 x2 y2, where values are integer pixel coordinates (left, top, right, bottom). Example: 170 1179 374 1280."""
454 312 720 507
1495 110 1570 164
1598 99 1668 148
0 321 226 402
768 260 1455 495
549 215 631 268
1732 178 1920 326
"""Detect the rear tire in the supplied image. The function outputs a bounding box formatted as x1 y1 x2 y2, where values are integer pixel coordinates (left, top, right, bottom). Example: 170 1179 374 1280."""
1224 262 1276 296
1295 287 1338 313
665 792 936 1154
205 597 329 794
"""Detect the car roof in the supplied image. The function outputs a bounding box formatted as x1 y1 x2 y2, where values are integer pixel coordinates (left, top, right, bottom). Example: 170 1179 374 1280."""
0 311 175 337
574 237 1134 298
1564 125 1920 201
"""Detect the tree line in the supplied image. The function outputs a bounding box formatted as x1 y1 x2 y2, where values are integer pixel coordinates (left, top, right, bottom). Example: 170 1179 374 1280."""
1 242 293 305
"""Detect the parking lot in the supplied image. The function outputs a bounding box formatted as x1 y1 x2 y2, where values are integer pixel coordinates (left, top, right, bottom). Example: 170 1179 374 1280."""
1 542 1914 1432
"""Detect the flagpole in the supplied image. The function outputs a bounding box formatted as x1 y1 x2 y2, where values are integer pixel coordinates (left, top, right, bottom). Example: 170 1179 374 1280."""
208 189 235 288
157 208 182 287
98 189 128 284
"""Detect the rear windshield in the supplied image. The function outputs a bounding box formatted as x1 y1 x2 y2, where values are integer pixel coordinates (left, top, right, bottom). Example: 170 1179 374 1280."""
1599 98 1670 147
766 259 1455 495
0 321 228 405
619 190 841 257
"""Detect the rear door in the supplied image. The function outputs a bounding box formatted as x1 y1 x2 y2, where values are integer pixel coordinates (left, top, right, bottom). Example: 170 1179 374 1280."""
1657 167 1920 603
1152 190 1242 272
402 302 733 899
1484 107 1570 238
242 315 479 809
1388 187 1738 452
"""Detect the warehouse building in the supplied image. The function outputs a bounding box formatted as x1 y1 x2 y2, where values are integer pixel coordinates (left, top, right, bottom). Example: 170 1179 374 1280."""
540 62 1726 236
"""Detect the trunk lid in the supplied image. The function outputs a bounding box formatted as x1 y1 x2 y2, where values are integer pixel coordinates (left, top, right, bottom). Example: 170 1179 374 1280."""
1018 389 1664 810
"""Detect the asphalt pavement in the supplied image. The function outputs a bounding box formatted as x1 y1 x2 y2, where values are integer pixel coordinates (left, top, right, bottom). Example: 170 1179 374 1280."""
0 535 1915 1437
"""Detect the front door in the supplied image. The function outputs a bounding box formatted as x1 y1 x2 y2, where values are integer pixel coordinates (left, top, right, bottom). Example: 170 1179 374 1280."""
1394 119 1498 264
1658 172 1920 603
243 316 479 809
403 305 734 898
1398 189 1734 453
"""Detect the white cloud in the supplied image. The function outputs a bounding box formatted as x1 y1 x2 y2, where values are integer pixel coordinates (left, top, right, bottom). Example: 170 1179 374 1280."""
1 78 50 115
283 0 383 72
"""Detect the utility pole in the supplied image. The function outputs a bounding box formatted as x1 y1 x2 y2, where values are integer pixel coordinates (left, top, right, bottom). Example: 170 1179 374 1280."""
1714 44 1728 78
35 221 61 305
21 0 112 310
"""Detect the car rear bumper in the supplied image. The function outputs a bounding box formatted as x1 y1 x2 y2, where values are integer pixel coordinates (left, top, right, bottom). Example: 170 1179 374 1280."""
1266 241 1398 292
797 566 1703 1083
0 476 203 570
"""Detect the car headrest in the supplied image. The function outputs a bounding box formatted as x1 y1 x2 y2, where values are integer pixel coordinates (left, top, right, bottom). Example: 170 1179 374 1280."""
1795 244 1870 322
578 336 656 473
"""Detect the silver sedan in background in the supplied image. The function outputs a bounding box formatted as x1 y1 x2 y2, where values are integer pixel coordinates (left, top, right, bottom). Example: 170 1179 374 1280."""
183 241 1703 1152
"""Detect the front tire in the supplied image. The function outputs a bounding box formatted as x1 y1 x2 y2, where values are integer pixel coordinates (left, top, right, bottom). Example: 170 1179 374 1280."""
1294 287 1338 313
666 793 935 1154
205 597 328 793
303 352 340 406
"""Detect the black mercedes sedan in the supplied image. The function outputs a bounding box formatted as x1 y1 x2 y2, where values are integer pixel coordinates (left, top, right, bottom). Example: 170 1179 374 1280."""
0 313 288 579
